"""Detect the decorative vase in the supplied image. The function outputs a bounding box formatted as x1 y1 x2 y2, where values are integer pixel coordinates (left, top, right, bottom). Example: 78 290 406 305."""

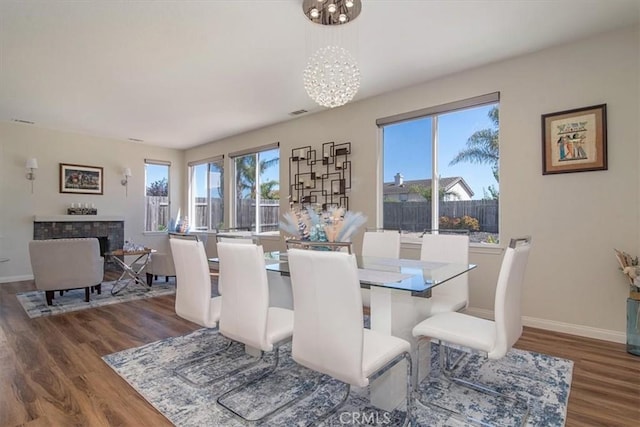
627 296 640 356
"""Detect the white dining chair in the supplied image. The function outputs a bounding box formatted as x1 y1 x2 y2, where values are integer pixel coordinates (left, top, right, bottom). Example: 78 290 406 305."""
361 229 401 308
287 248 413 425
420 232 469 314
215 242 295 423
412 236 532 426
169 237 225 385
170 237 221 328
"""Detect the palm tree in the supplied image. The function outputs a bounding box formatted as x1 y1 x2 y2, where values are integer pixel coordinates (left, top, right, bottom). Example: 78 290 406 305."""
235 154 279 199
449 106 499 183
260 180 279 199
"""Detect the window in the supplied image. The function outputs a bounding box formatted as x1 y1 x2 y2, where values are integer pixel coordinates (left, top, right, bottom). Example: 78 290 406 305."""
231 145 279 232
188 157 224 231
378 93 500 243
145 160 170 232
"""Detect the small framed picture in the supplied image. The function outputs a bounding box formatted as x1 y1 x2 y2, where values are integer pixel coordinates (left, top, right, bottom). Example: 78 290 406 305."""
541 104 607 175
60 163 104 194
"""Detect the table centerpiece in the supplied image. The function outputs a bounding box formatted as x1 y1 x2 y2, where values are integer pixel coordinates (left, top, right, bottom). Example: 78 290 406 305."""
279 204 367 248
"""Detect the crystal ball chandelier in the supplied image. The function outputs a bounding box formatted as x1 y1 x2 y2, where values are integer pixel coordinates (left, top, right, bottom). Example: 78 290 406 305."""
302 0 362 108
303 46 360 109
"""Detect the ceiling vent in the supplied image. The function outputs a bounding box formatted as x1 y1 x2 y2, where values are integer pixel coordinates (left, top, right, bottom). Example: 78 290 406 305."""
128 138 144 142
289 109 309 116
12 119 34 124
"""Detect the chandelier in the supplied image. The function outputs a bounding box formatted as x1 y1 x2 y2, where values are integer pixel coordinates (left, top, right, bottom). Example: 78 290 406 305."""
303 46 360 109
302 0 362 108
302 0 362 26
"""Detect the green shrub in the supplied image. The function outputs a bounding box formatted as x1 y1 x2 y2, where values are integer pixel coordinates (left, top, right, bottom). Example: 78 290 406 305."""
439 215 479 231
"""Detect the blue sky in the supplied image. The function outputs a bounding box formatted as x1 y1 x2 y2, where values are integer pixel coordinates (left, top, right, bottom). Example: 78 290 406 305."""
383 103 498 199
145 163 169 192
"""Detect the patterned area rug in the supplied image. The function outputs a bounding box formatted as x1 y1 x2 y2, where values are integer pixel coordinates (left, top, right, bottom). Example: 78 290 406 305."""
16 279 175 318
103 328 573 426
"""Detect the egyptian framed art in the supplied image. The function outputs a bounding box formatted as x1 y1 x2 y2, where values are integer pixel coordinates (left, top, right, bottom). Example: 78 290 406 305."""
541 104 607 175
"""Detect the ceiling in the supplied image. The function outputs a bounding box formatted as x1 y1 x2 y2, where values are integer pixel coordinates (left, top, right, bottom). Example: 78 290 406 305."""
1 1 638 150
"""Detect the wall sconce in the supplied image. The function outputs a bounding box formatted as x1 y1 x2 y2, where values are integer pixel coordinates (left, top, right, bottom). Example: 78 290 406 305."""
121 167 132 196
25 158 38 193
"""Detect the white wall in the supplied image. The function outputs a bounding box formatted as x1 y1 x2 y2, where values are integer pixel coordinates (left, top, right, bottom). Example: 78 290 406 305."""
185 26 639 341
0 124 184 281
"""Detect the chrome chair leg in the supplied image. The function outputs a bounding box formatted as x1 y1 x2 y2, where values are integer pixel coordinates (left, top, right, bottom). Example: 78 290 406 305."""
174 339 267 388
218 350 413 426
414 339 530 427
312 351 412 427
368 351 413 427
216 342 322 424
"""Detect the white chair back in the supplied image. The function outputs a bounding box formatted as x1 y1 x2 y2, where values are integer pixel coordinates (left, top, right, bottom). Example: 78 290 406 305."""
420 233 469 307
216 230 256 244
217 237 255 244
491 237 531 359
287 248 366 386
361 230 401 258
170 238 217 327
217 242 270 350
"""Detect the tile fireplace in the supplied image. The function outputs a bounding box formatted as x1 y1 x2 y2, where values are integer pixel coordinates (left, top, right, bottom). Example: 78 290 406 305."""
33 215 124 269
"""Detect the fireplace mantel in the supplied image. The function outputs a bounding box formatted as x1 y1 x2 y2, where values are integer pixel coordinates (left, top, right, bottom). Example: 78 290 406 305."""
34 215 124 222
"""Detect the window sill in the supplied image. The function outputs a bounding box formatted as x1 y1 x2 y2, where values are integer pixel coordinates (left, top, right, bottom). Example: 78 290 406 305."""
469 242 504 255
400 236 504 255
142 231 168 236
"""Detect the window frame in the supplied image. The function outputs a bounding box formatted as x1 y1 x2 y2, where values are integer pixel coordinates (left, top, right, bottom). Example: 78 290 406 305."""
377 93 500 244
188 156 224 232
229 143 280 233
144 159 171 233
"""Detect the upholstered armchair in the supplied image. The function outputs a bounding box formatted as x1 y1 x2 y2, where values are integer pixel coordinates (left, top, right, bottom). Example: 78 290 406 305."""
29 238 104 305
144 233 210 285
144 251 176 286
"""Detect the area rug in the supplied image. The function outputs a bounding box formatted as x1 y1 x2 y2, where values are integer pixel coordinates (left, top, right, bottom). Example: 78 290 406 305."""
16 279 176 318
103 328 573 426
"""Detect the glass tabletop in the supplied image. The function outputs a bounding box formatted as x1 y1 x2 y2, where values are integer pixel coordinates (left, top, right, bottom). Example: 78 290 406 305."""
211 252 476 295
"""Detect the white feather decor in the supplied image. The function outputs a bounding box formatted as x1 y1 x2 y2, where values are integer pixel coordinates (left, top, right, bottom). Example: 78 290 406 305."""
279 205 366 243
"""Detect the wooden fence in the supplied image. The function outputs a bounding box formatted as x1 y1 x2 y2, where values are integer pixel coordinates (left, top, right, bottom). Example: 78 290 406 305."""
145 196 169 231
149 196 497 234
383 199 499 233
192 198 280 231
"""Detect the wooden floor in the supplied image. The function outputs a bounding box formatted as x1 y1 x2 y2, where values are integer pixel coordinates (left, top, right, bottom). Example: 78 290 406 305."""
1 276 638 426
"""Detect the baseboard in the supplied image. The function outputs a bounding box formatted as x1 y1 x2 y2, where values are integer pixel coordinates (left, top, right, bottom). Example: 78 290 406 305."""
464 307 626 344
0 274 33 284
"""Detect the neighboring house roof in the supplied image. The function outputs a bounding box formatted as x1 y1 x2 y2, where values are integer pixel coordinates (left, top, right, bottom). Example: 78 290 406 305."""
383 177 474 198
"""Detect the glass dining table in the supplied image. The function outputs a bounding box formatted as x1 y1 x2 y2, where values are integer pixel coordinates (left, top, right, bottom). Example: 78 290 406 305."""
211 251 476 411
263 252 474 296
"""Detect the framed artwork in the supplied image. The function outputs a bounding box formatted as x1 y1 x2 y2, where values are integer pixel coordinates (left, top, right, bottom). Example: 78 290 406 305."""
542 104 607 175
59 163 104 194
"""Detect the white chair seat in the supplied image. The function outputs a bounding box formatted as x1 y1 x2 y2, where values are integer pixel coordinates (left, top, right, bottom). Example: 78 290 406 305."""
362 329 411 383
413 311 496 354
429 295 467 315
266 307 295 350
